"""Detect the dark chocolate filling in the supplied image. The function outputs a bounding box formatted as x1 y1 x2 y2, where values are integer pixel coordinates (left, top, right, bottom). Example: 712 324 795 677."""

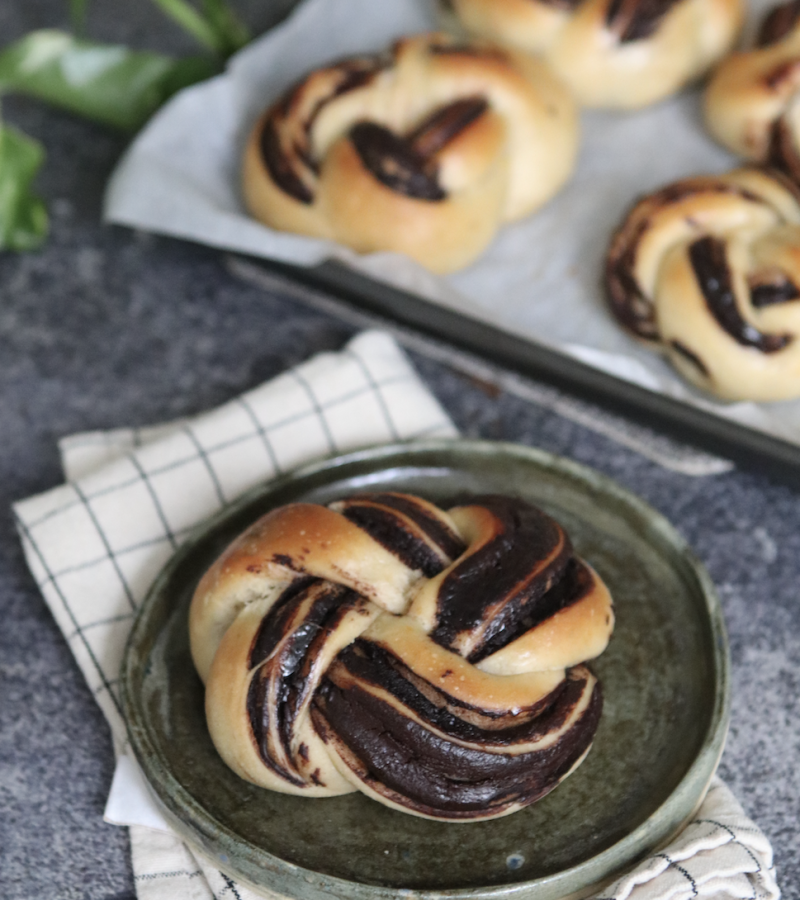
605 216 660 340
347 493 465 559
312 668 601 816
605 0 684 43
605 179 778 340
248 575 316 669
408 97 489 160
259 58 385 204
750 275 800 308
473 557 593 662
333 640 566 738
768 115 800 185
247 581 363 779
336 493 465 571
430 495 571 655
757 0 800 46
339 504 449 577
350 121 445 200
260 118 315 204
670 341 710 377
689 236 791 352
427 41 511 64
348 96 490 202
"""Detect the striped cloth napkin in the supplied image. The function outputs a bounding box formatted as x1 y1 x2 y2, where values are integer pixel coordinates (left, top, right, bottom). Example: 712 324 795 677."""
13 331 779 900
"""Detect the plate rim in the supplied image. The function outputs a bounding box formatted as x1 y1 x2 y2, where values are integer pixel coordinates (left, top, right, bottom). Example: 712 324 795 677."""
121 438 731 900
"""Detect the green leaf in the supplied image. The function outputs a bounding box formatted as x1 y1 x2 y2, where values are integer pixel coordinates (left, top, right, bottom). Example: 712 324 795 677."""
149 0 250 57
0 30 218 132
0 119 48 252
69 0 91 33
149 0 227 55
199 0 251 55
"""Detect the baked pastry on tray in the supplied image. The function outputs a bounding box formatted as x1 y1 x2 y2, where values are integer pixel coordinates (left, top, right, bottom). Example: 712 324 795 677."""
605 166 800 401
441 0 743 108
242 32 578 274
190 492 614 821
705 0 800 180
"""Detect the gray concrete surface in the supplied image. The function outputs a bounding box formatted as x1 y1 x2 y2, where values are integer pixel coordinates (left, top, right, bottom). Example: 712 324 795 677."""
1 2 798 898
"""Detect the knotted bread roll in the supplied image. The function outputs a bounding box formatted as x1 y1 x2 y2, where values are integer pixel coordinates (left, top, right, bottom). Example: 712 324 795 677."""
442 0 743 109
705 0 800 179
241 32 578 274
190 492 614 821
605 166 800 401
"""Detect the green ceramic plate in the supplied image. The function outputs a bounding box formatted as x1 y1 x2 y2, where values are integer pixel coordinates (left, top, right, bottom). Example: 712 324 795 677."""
121 440 730 900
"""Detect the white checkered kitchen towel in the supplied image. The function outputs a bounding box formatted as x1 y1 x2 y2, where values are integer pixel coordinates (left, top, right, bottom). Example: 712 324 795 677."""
13 331 779 900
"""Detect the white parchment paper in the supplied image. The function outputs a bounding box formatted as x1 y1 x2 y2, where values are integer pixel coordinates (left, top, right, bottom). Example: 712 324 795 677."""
104 0 800 448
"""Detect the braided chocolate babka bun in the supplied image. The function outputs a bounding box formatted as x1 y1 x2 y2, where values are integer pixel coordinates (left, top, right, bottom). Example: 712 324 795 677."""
605 166 800 401
190 492 614 822
441 0 743 109
241 32 578 274
705 0 800 180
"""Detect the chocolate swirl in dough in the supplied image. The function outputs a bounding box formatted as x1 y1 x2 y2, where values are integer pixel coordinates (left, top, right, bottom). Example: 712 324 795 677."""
190 492 614 821
241 32 578 274
705 0 800 180
442 0 743 109
605 166 800 401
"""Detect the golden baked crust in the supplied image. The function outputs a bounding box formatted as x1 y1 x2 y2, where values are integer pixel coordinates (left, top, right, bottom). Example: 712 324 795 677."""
189 492 614 821
605 166 800 401
241 32 578 274
445 0 743 109
705 0 800 178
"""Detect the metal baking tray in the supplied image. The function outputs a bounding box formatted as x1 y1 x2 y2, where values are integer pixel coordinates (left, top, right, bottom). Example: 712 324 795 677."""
232 253 800 490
